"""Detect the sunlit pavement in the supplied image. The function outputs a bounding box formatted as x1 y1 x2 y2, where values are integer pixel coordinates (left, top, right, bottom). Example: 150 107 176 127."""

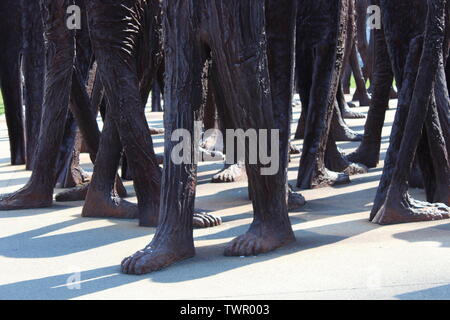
0 97 449 300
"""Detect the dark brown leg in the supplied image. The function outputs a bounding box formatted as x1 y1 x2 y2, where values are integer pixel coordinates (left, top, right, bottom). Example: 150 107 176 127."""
83 111 138 219
0 57 26 166
22 0 45 170
122 0 203 274
332 94 364 141
0 0 25 166
265 0 305 210
208 0 294 256
350 44 371 107
347 19 393 168
296 0 350 190
325 135 367 176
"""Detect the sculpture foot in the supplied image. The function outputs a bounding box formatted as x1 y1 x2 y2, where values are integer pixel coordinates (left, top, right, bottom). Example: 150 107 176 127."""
372 194 450 225
149 127 164 135
288 185 306 210
342 109 367 119
0 186 52 210
343 162 368 176
333 130 363 142
193 210 222 228
357 97 371 107
224 221 295 257
55 183 89 202
199 147 225 162
121 238 195 275
289 143 301 155
310 169 350 189
82 193 139 219
211 162 247 183
78 166 91 183
346 144 380 168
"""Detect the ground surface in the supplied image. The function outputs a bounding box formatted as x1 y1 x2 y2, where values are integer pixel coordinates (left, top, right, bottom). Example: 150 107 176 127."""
0 96 449 300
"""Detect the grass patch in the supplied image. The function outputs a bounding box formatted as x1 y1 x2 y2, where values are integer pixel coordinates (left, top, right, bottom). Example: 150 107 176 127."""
0 93 4 115
350 76 356 89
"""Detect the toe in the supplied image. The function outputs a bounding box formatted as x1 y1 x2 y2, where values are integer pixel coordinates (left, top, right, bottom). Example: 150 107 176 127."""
201 214 215 227
193 216 206 228
244 240 256 256
224 239 238 256
121 256 132 274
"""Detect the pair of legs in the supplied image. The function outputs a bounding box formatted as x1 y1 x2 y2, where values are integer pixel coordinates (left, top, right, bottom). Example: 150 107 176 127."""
294 1 364 142
341 0 371 112
83 0 221 228
295 0 358 190
122 0 295 275
371 0 450 224
342 0 372 95
347 13 393 168
83 0 163 226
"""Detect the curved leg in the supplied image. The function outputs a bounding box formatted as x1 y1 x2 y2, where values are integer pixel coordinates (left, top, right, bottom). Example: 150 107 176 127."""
54 112 78 188
347 20 393 168
297 0 350 190
339 82 367 119
0 56 25 166
325 135 367 176
332 98 363 142
22 0 45 170
83 111 138 219
350 45 371 107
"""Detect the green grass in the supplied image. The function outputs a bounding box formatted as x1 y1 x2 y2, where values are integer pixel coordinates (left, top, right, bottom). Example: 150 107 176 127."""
350 76 357 89
350 76 371 89
0 92 4 115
